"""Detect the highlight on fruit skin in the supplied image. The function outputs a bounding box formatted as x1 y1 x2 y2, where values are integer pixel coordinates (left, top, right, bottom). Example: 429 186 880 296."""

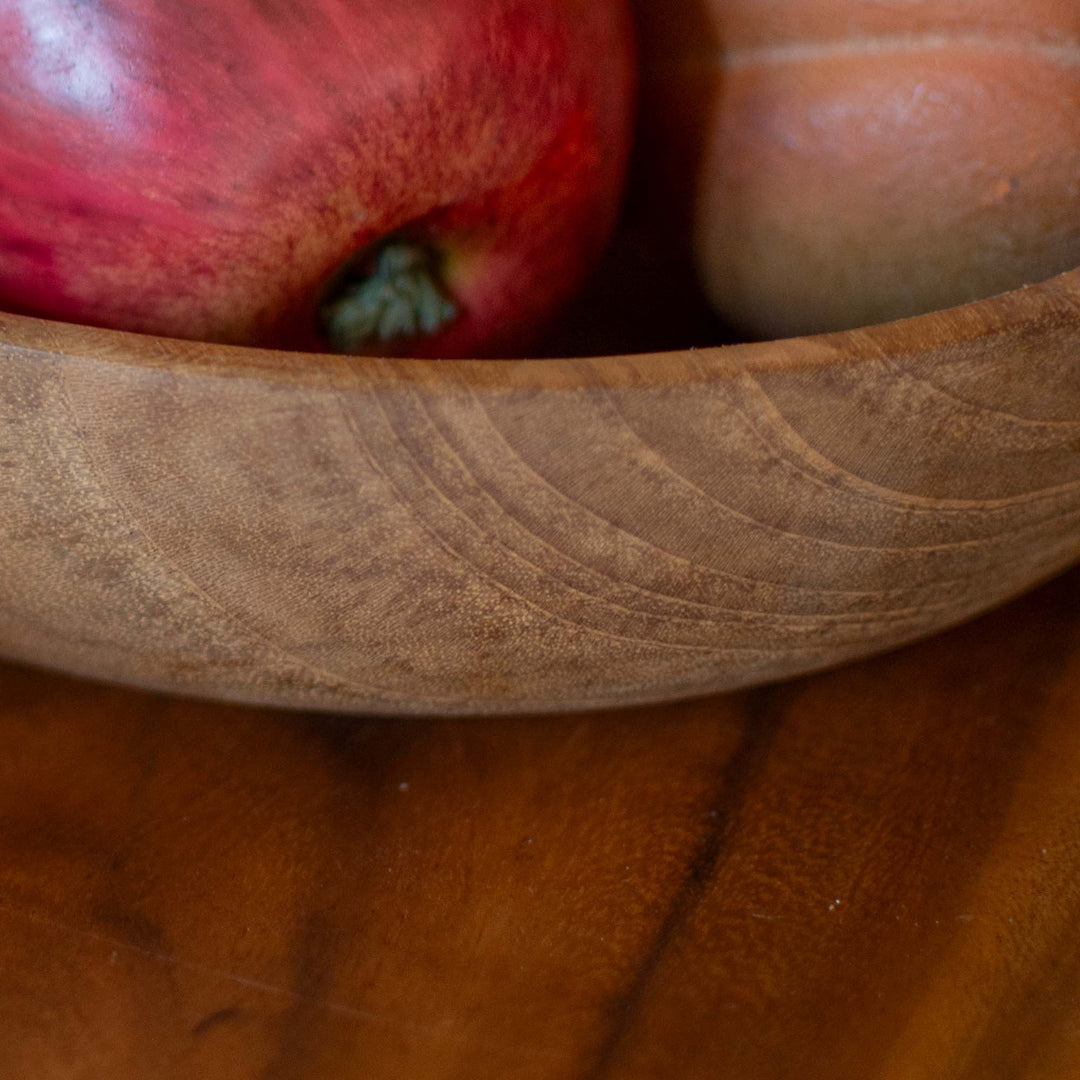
0 0 636 358
633 0 1080 339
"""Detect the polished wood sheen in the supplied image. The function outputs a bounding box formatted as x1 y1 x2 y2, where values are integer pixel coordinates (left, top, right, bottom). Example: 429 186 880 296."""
1 566 1079 1077
2 265 1079 714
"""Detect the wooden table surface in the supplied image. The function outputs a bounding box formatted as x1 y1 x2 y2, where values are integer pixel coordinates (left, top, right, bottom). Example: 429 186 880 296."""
1 564 1079 1079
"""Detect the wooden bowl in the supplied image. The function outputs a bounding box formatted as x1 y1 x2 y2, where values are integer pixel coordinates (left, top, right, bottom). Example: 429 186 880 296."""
2 266 1079 716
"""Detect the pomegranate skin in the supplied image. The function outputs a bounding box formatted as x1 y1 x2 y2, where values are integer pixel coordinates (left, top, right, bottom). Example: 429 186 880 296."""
0 0 635 357
634 0 1080 339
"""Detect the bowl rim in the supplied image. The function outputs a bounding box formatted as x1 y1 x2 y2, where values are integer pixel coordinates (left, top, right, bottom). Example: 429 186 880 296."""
3 266 1079 393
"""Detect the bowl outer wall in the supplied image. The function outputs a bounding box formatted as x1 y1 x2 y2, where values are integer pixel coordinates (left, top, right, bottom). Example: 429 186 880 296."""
1 271 1079 715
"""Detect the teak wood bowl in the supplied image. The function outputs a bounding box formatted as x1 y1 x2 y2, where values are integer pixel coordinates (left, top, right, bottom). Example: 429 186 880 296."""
2 266 1079 716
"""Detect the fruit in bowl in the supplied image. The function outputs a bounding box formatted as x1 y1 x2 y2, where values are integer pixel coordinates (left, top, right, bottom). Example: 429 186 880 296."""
634 0 1080 339
0 0 635 358
0 2 1078 718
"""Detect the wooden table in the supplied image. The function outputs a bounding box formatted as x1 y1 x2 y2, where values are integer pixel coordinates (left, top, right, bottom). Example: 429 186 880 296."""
1 564 1079 1079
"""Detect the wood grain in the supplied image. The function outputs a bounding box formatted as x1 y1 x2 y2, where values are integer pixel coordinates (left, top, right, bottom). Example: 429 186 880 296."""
2 266 1079 715
0 565 1078 1078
